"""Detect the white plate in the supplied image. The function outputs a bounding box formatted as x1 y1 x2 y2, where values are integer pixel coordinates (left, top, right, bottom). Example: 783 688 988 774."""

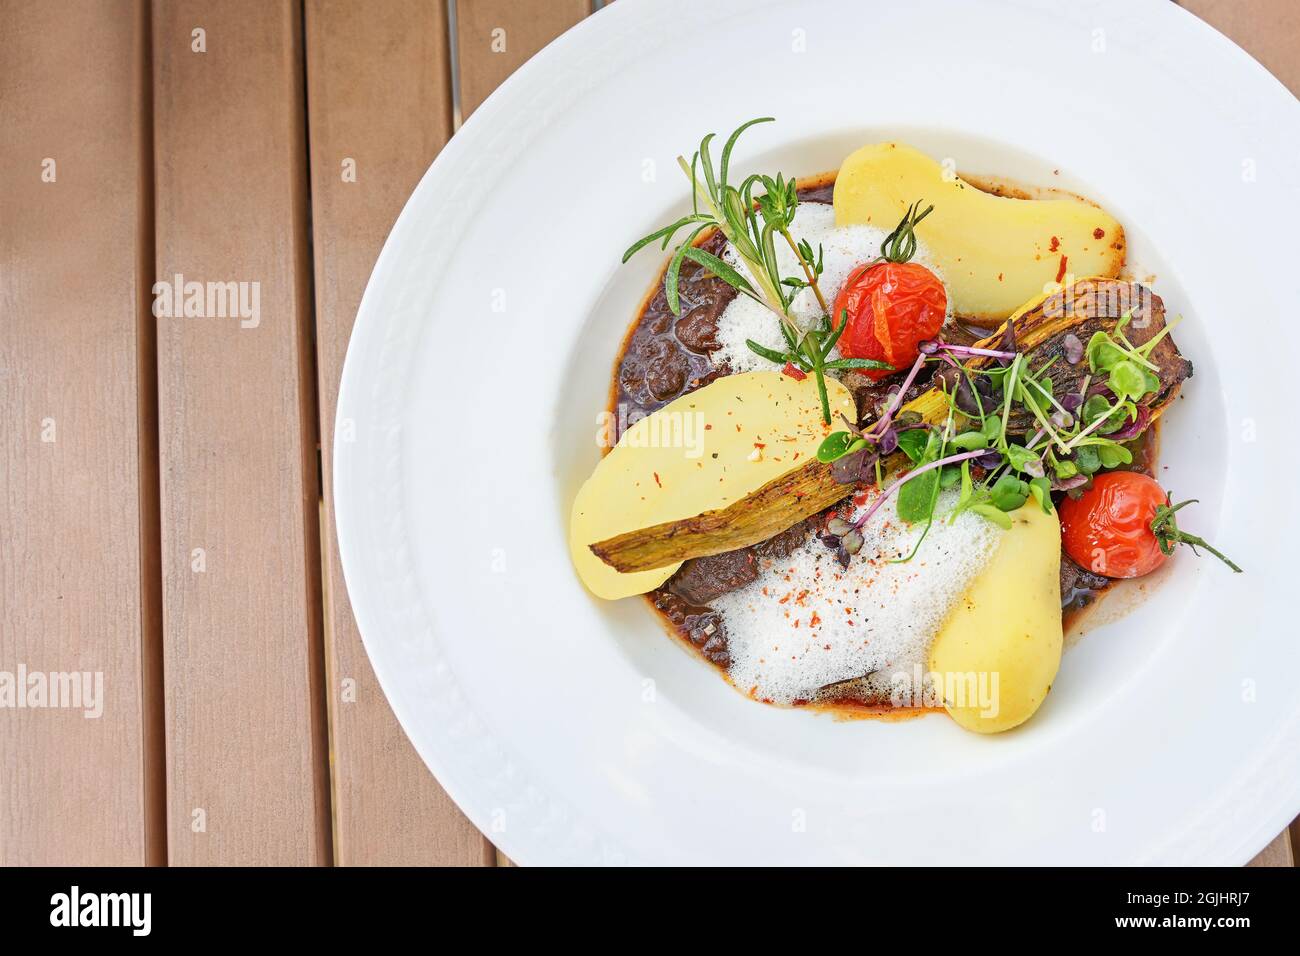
335 0 1300 864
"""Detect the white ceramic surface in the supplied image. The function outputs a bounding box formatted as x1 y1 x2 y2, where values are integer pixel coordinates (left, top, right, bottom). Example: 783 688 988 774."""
335 0 1300 864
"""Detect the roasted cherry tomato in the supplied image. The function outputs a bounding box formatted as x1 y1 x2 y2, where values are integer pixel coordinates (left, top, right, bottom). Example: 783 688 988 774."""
831 260 947 381
1058 471 1168 578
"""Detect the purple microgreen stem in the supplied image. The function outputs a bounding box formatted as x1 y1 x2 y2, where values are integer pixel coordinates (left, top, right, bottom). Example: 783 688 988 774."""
920 339 1017 362
851 449 987 531
866 350 928 441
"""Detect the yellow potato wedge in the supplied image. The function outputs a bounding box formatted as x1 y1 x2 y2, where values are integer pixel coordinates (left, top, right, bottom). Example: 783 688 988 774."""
570 371 853 600
928 502 1063 733
834 142 1124 324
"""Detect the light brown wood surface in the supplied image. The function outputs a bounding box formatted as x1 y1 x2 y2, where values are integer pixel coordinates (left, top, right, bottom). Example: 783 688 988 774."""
1247 832 1294 868
454 0 591 120
151 0 330 865
304 0 492 866
0 0 1295 868
1180 0 1300 95
0 0 163 866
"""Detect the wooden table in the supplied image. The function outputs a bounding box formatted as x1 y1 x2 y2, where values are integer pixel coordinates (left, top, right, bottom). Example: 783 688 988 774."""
1 0 1296 867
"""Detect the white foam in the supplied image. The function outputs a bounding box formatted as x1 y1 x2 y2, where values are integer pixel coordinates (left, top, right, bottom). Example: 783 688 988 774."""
716 489 999 705
712 202 946 376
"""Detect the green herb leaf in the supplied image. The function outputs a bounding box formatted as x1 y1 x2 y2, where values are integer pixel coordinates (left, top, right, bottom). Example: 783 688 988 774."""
680 246 756 299
823 357 893 371
1097 443 1133 469
1081 394 1111 425
990 473 1030 511
622 214 712 263
898 473 941 523
816 431 857 463
819 309 848 357
698 132 718 198
896 427 932 464
662 224 712 315
1074 445 1101 475
718 117 773 188
1028 476 1053 514
1081 395 1134 435
897 430 942 523
1006 443 1039 473
949 460 974 523
744 339 797 367
1108 359 1151 404
970 503 1013 529
1086 331 1127 373
950 430 988 450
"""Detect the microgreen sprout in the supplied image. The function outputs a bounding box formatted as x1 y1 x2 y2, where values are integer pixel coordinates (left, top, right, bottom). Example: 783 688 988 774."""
822 307 1184 562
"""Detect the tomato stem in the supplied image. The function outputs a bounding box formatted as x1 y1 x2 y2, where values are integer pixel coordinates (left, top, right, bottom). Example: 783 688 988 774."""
880 200 934 264
1150 497 1242 573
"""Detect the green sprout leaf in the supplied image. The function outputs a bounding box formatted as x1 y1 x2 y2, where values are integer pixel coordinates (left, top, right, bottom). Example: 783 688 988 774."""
1005 443 1039 473
1086 331 1127 373
950 430 988 450
1074 445 1101 475
1097 443 1133 469
897 430 942 523
1028 476 1053 514
816 431 857 463
970 503 1013 529
744 339 800 368
1108 359 1150 404
896 427 932 464
989 473 1030 512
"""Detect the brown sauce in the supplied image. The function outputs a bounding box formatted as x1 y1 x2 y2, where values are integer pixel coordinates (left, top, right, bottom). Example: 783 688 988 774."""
609 170 1155 714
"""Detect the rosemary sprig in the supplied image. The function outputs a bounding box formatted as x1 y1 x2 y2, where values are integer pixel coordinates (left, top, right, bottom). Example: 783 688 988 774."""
623 118 888 423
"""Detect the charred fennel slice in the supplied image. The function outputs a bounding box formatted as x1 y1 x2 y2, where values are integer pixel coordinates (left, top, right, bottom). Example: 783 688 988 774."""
589 278 1189 577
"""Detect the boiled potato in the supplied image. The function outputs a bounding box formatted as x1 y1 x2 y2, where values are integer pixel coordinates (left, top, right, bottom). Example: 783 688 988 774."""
834 143 1124 324
928 503 1063 733
570 371 854 600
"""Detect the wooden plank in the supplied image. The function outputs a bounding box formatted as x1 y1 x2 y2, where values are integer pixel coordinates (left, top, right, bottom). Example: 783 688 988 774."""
304 0 492 866
454 0 591 120
0 0 163 867
1179 0 1300 95
152 0 330 865
1247 831 1294 867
